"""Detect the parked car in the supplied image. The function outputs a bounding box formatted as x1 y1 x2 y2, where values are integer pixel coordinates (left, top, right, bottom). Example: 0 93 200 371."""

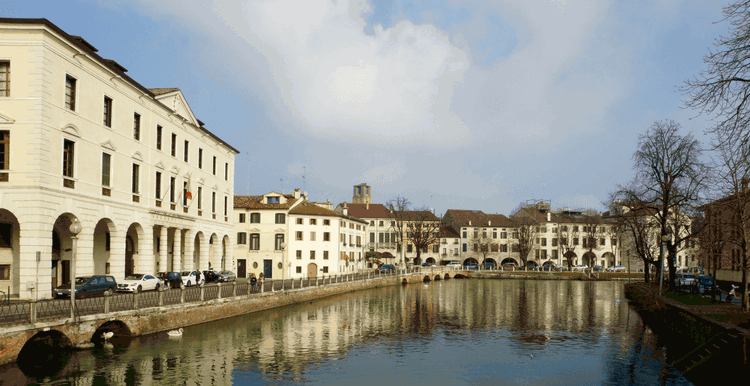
181 270 205 287
446 261 461 268
542 265 556 271
464 263 479 270
697 275 715 294
673 273 684 287
54 275 117 299
677 274 698 292
157 272 183 289
572 265 588 272
203 270 222 283
218 270 237 282
378 264 395 272
606 265 626 272
593 266 603 272
117 273 161 293
421 263 436 267
483 262 496 269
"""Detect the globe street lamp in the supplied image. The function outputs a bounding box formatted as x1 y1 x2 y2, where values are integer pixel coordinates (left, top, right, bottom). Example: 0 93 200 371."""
69 218 82 320
280 241 286 281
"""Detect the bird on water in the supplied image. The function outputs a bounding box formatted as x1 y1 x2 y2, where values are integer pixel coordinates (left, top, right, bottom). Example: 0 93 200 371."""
168 328 184 337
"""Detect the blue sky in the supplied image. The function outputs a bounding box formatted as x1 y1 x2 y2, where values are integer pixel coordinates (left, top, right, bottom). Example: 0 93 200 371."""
5 0 728 216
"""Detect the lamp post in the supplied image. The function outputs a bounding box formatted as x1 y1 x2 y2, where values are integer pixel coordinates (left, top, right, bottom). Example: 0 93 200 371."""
659 232 671 296
280 241 286 281
69 218 82 320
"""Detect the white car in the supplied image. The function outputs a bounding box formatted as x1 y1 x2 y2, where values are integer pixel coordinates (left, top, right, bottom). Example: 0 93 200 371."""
572 265 588 271
180 270 205 287
446 261 461 268
117 273 161 293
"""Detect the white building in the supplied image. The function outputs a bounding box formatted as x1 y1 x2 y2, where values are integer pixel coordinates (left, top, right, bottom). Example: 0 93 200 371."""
0 18 238 299
234 190 367 280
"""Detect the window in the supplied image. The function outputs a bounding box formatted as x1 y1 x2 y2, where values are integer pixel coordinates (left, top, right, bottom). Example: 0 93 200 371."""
310 219 317 225
501 244 508 252
250 213 260 223
296 231 303 241
0 61 9 96
491 244 498 252
324 232 330 241
156 125 163 150
170 177 176 203
433 245 439 253
407 244 413 252
370 221 375 226
155 171 162 199
296 266 302 273
310 251 316 259
324 219 330 226
65 75 76 110
101 153 111 187
250 233 260 250
323 266 329 273
323 251 329 260
63 139 75 178
541 238 547 246
473 244 478 252
184 140 189 162
237 232 247 244
225 163 228 180
275 213 285 224
310 232 316 241
198 148 203 169
296 218 304 225
275 234 284 250
573 238 579 245
183 182 188 206
103 96 113 127
213 156 217 175
171 133 177 157
370 233 375 243
462 231 467 238
573 226 579 232
462 243 467 252
611 238 617 246
133 113 141 140
197 186 202 210
379 221 384 226
224 196 228 216
600 238 606 246
552 249 558 258
239 213 246 223
212 192 216 213
267 196 279 204
132 164 140 194
0 264 9 280
296 250 302 259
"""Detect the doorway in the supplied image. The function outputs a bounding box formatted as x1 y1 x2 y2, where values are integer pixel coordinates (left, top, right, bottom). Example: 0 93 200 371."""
237 259 246 278
263 259 273 279
307 263 317 278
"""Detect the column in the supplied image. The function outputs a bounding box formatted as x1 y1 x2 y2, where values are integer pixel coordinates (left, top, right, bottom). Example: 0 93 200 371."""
110 229 126 280
159 226 168 272
76 227 94 277
184 229 195 271
138 225 154 274
173 228 182 272
200 234 210 271
17 213 50 300
211 237 221 271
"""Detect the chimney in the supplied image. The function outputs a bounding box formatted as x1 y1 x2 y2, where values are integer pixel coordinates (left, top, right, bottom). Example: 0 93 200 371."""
294 188 301 199
343 202 348 216
488 220 491 226
366 202 370 210
547 212 551 222
469 220 472 226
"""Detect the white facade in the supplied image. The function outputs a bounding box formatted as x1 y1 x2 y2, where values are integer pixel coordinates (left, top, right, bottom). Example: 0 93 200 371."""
0 19 238 299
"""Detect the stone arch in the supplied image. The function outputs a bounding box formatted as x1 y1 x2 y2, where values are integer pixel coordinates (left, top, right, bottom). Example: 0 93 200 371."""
222 234 230 271
425 257 436 265
463 257 478 266
564 251 577 266
542 260 556 268
125 223 145 277
401 277 408 285
501 258 518 268
526 260 539 269
434 275 441 281
413 257 422 266
92 218 116 275
482 258 497 269
582 252 597 267
443 273 450 280
602 252 616 267
17 329 73 377
422 275 431 282
93 320 132 346
0 209 21 297
52 213 83 287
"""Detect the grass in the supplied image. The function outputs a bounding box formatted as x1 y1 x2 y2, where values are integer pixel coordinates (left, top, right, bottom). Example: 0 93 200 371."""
665 292 716 306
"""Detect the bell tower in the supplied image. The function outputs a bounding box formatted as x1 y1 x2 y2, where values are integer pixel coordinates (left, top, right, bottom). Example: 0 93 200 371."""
352 183 371 204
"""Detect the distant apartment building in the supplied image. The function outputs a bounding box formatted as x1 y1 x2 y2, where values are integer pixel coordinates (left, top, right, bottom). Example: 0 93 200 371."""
442 210 516 267
235 189 366 279
0 18 238 299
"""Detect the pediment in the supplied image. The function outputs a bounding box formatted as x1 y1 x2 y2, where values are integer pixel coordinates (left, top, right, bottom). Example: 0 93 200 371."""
132 151 143 161
62 124 80 138
155 161 165 170
249 228 261 233
101 140 116 151
0 111 15 124
183 172 192 179
198 178 205 184
275 228 285 233
212 184 218 190
171 166 181 174
153 89 199 126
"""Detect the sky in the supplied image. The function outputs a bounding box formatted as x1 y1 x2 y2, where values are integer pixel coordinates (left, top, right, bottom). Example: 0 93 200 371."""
4 0 731 216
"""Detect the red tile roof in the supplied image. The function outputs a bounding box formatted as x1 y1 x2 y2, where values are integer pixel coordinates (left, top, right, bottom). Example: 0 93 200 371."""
290 201 367 223
341 203 392 218
234 195 299 209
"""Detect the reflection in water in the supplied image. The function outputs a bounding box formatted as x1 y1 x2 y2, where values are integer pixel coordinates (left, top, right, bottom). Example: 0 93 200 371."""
0 280 693 385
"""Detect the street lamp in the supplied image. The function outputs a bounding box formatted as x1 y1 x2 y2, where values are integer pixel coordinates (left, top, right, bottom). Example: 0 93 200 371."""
69 218 82 320
280 241 286 281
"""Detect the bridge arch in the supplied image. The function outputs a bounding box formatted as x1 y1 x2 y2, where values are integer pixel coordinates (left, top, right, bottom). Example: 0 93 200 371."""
93 320 133 345
17 329 73 377
434 274 441 281
422 275 431 282
444 273 450 280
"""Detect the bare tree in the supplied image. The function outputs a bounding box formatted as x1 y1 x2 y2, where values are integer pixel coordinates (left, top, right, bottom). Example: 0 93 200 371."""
469 227 498 265
555 220 578 270
706 130 750 310
683 0 750 149
696 210 727 302
386 196 410 266
581 212 605 267
607 196 661 283
406 207 441 265
512 216 538 269
615 120 708 289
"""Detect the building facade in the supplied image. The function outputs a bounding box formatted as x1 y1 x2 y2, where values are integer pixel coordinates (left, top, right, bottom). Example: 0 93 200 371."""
0 18 238 299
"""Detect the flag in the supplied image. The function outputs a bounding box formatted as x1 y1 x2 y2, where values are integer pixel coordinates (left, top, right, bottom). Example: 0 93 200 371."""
185 175 192 200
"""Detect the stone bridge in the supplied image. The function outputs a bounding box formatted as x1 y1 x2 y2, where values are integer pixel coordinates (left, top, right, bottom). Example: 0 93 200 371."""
0 269 465 366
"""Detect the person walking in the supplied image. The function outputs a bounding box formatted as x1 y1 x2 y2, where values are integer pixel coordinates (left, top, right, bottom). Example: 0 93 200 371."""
250 274 257 293
258 272 264 292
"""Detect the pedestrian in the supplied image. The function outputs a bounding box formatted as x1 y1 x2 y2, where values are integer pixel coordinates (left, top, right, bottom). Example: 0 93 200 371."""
250 274 257 292
259 272 264 292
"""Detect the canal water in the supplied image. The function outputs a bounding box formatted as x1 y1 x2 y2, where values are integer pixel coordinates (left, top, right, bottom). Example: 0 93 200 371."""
0 279 693 385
